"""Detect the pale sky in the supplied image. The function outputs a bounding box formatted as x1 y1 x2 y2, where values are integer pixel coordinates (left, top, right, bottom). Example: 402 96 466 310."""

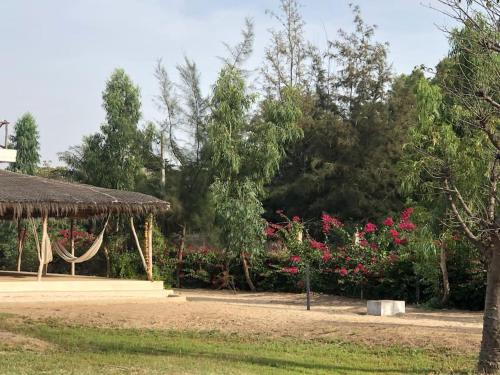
0 0 453 164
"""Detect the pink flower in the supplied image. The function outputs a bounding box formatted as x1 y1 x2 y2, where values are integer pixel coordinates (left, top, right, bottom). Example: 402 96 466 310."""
359 239 369 247
401 207 414 222
322 251 332 262
393 237 408 245
331 217 343 227
355 231 365 238
398 221 416 231
292 216 300 222
290 255 301 263
383 217 394 226
265 225 276 237
339 268 348 277
354 263 366 274
369 243 379 250
282 266 299 274
389 229 399 238
321 214 343 233
364 222 377 233
309 239 326 250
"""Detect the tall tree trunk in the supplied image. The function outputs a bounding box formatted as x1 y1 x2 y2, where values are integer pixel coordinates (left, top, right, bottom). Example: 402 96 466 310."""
241 252 256 292
70 219 75 276
160 130 166 190
479 238 500 373
440 246 450 306
176 224 186 288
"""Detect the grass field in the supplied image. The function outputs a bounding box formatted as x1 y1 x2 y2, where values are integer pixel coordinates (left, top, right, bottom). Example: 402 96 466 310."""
0 313 475 375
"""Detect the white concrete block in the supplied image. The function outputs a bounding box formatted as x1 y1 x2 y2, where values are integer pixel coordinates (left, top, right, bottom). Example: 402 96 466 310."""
367 300 405 316
0 149 16 163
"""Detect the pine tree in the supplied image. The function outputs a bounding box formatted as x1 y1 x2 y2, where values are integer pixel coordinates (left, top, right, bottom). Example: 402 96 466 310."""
9 113 40 175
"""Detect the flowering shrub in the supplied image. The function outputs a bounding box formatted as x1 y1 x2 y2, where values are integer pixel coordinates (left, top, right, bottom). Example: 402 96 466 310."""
265 208 417 297
57 228 95 248
174 208 418 298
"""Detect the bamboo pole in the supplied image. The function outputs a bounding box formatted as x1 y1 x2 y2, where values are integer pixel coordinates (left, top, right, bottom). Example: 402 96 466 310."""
142 214 154 281
148 214 153 281
16 219 26 272
70 219 75 276
42 216 49 277
36 215 48 281
130 217 148 272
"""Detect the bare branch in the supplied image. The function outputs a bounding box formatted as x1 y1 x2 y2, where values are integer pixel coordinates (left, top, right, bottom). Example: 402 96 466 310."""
444 178 482 245
476 90 500 110
488 155 499 222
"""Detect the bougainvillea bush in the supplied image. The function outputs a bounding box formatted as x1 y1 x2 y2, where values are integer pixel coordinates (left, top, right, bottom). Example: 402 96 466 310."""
266 208 418 298
173 207 483 307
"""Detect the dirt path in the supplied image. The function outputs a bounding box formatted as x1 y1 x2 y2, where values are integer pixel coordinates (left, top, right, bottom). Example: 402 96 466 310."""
0 289 482 354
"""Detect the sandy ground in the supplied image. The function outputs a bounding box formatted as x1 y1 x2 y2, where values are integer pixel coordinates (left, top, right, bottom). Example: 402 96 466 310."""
0 289 482 354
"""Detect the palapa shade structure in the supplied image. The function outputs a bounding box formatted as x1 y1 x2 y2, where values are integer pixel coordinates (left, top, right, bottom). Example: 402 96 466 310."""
0 170 170 219
0 170 170 281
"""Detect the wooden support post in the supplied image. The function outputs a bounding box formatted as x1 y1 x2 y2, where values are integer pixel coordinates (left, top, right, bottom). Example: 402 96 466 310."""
70 219 75 276
16 220 26 272
148 214 153 279
143 214 154 281
37 215 48 281
130 217 148 273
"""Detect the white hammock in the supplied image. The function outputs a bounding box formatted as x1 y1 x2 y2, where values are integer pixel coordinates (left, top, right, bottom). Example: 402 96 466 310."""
52 217 110 264
29 218 53 265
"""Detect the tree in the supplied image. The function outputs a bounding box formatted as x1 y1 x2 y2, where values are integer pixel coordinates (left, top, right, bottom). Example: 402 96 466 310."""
61 69 143 190
328 4 392 115
404 1 499 371
154 56 213 286
99 69 142 190
208 66 302 290
266 5 403 222
262 0 310 97
9 113 40 175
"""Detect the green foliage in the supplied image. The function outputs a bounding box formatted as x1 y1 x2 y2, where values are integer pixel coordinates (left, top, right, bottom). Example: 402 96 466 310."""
328 4 392 113
208 66 302 260
265 7 414 222
61 69 145 191
403 17 498 244
4 0 492 314
9 113 40 175
0 222 20 270
211 179 265 260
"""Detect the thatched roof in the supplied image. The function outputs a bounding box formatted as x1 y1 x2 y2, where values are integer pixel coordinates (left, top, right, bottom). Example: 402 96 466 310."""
0 170 170 219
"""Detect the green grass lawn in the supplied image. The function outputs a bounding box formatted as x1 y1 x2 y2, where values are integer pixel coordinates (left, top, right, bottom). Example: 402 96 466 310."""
0 313 474 375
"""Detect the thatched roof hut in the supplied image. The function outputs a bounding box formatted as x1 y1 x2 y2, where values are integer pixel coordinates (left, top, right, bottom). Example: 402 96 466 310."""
0 170 170 219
